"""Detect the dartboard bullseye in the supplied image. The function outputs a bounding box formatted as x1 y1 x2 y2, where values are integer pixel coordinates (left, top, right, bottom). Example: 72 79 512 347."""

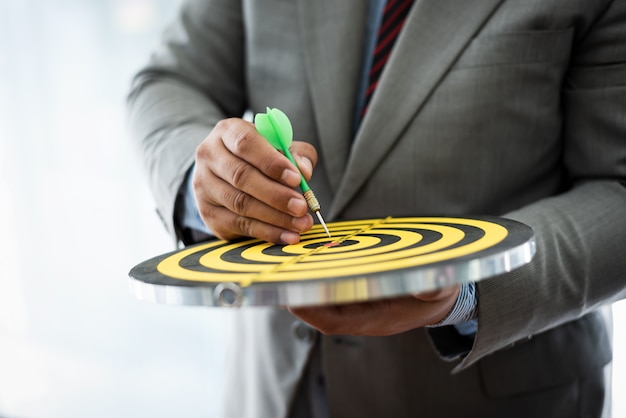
129 216 535 307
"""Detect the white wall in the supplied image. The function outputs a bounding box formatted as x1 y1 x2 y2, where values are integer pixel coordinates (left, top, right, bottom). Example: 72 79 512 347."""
0 1 228 417
0 1 624 417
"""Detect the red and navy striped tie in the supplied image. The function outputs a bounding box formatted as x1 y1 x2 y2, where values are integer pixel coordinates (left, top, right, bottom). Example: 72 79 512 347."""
361 0 416 117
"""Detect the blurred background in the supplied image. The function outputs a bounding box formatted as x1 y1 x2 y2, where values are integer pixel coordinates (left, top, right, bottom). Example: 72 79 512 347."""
0 0 624 417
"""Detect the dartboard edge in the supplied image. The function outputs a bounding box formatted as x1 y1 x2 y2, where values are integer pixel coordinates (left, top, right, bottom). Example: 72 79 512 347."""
128 216 535 307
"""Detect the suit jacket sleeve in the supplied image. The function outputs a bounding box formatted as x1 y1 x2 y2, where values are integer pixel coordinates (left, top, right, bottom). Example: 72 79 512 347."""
127 0 246 238
458 0 626 370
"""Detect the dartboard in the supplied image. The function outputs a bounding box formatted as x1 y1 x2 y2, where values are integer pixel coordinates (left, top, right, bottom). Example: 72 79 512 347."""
129 216 535 307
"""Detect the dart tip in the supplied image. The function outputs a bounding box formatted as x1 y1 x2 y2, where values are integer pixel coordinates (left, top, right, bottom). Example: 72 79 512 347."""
315 211 331 238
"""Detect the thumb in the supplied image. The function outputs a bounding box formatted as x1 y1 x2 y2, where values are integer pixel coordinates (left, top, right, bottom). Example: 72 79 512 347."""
290 141 317 180
296 155 313 180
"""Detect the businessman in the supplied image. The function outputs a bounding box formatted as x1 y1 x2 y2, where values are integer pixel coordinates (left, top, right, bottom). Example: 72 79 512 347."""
128 1 626 416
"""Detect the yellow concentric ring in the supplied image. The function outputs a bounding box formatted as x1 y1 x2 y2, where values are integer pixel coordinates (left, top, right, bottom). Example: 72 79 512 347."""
156 217 508 286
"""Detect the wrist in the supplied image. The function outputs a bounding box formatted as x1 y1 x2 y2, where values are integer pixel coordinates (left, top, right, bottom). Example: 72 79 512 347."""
427 281 477 328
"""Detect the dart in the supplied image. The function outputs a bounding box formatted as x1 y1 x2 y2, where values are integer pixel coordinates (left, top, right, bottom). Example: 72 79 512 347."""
254 107 331 238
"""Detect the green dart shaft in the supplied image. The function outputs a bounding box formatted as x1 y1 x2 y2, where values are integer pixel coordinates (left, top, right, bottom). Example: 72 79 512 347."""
282 148 330 237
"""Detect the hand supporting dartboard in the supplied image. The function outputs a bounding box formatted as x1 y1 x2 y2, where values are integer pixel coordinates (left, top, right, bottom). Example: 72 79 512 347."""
130 216 535 334
288 283 461 336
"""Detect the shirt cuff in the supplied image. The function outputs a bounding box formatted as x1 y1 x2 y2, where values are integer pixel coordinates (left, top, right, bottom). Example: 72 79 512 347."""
175 164 213 243
426 281 478 333
425 281 478 360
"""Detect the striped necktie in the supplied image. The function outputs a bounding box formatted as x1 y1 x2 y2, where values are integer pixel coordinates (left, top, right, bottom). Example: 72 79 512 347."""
361 0 415 117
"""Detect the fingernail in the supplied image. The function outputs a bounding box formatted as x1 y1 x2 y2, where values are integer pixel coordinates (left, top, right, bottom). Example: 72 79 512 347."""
280 231 300 245
298 157 312 175
287 197 307 215
281 169 301 186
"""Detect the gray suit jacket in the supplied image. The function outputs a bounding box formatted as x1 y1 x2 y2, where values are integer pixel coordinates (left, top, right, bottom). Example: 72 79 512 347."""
128 0 626 416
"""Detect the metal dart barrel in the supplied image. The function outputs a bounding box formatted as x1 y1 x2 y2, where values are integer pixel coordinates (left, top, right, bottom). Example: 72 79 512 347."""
303 190 331 238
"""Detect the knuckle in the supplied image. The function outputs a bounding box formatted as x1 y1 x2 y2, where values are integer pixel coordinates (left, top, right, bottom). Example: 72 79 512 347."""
195 142 210 161
210 225 234 241
197 204 217 225
267 188 284 207
231 190 251 214
191 173 204 191
214 119 230 132
230 162 253 188
196 128 223 159
259 154 278 175
236 216 254 237
230 125 254 155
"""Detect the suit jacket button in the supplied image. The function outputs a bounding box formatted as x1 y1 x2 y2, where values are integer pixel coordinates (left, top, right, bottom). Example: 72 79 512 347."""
292 321 316 342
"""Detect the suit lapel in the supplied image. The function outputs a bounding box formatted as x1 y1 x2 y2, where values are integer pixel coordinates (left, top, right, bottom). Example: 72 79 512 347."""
329 0 505 218
298 0 369 193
